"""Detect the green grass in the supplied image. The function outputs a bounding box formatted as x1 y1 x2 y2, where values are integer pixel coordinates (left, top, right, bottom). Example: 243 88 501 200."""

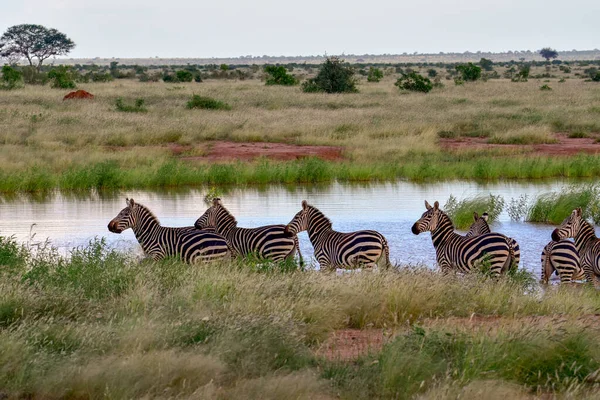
527 185 600 224
186 94 231 110
2 237 600 398
444 194 505 229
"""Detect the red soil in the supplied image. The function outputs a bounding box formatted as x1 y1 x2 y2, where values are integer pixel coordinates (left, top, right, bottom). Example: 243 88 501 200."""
63 90 95 100
316 329 393 362
440 134 600 156
182 141 344 162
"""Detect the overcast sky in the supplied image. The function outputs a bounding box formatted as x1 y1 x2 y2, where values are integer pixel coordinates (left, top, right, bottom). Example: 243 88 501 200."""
2 0 599 58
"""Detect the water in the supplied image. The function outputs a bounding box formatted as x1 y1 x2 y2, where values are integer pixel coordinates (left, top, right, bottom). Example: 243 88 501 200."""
0 180 591 275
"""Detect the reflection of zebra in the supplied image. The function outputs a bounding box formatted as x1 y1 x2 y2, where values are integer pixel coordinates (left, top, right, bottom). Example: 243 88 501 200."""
411 201 512 276
108 198 230 263
284 200 391 271
466 212 521 271
541 240 583 283
552 207 600 285
195 198 301 263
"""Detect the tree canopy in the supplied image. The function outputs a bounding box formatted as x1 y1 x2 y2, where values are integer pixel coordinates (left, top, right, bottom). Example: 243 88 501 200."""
539 47 558 61
0 24 75 70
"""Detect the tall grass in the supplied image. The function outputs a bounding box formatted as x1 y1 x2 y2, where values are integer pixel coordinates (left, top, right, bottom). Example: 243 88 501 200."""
444 194 505 229
2 237 600 398
527 185 600 224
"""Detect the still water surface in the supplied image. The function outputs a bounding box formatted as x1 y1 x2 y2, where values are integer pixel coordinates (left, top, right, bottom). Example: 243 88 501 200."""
0 180 592 275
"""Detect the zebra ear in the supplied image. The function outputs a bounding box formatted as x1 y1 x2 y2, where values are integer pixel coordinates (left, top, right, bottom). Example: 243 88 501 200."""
482 213 489 222
576 207 582 216
128 198 135 208
434 201 439 210
473 212 479 221
213 198 221 207
302 200 308 210
425 200 432 210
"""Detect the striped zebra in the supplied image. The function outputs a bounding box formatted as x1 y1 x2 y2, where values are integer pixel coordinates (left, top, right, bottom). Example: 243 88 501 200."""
552 207 600 285
411 201 513 276
108 198 230 263
541 240 583 284
466 212 521 271
283 200 391 271
194 198 302 263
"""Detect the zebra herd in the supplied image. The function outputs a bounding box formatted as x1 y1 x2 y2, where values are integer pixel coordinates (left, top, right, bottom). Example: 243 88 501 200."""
108 197 594 284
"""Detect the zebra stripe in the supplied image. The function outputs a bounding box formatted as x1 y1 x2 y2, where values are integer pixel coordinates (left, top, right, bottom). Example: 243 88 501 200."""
284 200 391 271
108 198 230 263
411 201 512 276
465 212 521 271
552 207 600 285
195 198 301 263
540 240 583 283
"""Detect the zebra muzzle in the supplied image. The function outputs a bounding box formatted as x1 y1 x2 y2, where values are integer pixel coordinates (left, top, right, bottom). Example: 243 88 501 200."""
411 223 420 235
108 220 121 233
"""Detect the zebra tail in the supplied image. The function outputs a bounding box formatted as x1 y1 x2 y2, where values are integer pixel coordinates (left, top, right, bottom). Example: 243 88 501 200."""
382 236 392 270
294 235 304 268
507 238 516 272
541 244 553 284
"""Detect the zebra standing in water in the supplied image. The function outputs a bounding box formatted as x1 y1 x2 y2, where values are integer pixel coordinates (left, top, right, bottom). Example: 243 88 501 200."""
108 198 230 263
411 201 513 276
540 240 583 284
284 200 391 271
194 198 302 263
552 208 600 286
466 212 521 271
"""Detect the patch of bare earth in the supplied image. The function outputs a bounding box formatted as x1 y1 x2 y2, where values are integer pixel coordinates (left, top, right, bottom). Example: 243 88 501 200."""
315 329 395 362
181 141 344 162
440 134 600 156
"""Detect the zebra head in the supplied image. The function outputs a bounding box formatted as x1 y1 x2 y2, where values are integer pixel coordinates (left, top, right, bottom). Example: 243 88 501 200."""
465 212 490 238
195 198 221 230
552 208 583 241
411 200 442 235
284 200 309 237
108 198 137 233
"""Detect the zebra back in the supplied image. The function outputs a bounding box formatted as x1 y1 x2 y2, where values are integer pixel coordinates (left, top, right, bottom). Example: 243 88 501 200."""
466 211 520 270
540 240 583 283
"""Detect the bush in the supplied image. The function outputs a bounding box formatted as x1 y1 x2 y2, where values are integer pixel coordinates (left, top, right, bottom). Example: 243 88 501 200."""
479 57 494 71
90 72 113 82
366 67 383 82
301 56 358 93
176 70 193 82
592 72 600 82
444 194 505 229
115 98 147 112
21 66 48 85
394 72 432 93
264 65 298 86
511 64 530 82
48 66 76 89
540 84 552 91
186 95 231 110
426 69 437 78
455 62 482 81
1 65 23 89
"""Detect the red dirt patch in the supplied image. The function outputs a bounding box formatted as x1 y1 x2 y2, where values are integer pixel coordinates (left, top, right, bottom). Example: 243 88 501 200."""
63 90 94 100
182 141 344 162
440 134 600 156
316 329 394 362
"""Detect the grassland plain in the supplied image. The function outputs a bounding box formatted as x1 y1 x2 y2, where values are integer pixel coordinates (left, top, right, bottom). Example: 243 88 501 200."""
1 71 600 192
2 237 600 399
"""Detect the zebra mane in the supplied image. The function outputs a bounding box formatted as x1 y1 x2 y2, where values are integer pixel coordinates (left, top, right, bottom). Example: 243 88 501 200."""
133 202 161 226
217 204 238 227
436 209 456 230
308 205 332 228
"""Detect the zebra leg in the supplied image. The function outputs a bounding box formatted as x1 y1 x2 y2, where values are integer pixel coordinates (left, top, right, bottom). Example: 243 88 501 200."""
289 235 304 267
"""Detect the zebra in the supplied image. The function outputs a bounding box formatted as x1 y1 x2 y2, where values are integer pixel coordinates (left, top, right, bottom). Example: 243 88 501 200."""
108 198 230 263
283 200 391 271
540 240 583 284
465 212 521 271
411 201 513 276
194 198 302 263
552 207 600 286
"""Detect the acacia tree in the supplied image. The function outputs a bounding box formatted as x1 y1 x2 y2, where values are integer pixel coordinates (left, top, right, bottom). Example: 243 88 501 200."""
539 47 558 62
0 24 75 71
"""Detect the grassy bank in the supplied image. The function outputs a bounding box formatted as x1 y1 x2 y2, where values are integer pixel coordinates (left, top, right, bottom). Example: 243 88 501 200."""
2 237 600 398
1 77 600 192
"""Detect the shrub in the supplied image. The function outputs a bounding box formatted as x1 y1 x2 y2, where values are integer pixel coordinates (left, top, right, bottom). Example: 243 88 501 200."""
366 67 383 82
427 69 437 77
264 65 298 86
455 62 481 81
540 84 552 91
176 70 193 82
1 65 23 89
90 72 113 82
444 194 505 229
115 98 147 112
21 65 48 85
186 95 231 110
511 64 530 82
48 66 76 89
194 74 203 83
301 56 358 93
394 71 432 93
479 57 494 71
592 72 600 82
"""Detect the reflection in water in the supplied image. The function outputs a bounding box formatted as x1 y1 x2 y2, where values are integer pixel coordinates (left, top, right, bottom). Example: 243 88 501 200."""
0 180 592 275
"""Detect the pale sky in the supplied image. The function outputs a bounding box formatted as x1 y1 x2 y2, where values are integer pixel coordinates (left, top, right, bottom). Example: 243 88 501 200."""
2 0 599 58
